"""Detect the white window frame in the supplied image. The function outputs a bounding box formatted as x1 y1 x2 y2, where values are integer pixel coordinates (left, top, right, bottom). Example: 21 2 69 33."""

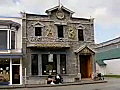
10 58 22 85
0 29 16 50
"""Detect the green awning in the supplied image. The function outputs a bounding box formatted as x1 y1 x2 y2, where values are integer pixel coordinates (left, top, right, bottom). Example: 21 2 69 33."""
95 47 120 66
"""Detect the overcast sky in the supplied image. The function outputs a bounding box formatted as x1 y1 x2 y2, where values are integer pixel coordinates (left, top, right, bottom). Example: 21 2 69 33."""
0 0 120 43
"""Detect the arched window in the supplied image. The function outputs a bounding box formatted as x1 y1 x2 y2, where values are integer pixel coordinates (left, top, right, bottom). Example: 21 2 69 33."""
77 25 85 41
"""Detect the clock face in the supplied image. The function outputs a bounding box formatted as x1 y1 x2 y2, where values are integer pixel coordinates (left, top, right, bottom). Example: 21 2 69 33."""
56 10 64 19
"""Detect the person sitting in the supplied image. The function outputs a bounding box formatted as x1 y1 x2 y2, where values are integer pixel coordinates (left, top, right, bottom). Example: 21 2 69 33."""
97 73 104 80
55 73 63 84
47 73 56 84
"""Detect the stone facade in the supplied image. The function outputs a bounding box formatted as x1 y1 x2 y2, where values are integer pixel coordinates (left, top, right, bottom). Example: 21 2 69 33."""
22 5 96 84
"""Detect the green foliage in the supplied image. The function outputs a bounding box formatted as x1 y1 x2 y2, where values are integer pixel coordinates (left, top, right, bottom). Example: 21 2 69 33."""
104 75 120 78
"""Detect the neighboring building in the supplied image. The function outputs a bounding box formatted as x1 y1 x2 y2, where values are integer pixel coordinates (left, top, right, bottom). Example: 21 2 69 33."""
22 5 96 84
95 37 120 75
0 17 22 85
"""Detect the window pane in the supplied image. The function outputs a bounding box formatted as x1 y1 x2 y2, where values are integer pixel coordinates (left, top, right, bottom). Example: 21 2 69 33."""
31 54 38 75
78 29 84 41
57 25 64 38
42 54 57 75
35 27 42 36
0 30 7 49
0 58 10 84
60 54 66 74
11 31 15 49
42 54 48 75
12 58 20 64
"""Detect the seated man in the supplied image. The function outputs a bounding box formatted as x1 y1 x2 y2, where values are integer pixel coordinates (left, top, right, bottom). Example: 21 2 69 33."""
97 73 102 80
55 73 63 84
47 73 55 84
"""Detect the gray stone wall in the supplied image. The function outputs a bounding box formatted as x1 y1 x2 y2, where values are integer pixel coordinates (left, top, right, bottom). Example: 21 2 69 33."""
22 6 95 84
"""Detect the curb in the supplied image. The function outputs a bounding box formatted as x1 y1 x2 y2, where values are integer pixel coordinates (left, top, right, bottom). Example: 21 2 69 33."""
0 81 107 89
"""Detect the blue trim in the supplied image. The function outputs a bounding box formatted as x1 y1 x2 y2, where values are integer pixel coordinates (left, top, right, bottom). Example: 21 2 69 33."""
0 54 23 58
0 16 21 18
0 82 9 85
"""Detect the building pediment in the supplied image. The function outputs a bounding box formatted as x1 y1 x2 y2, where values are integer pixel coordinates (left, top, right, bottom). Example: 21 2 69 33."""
77 24 86 29
32 22 45 27
46 5 74 15
74 45 95 54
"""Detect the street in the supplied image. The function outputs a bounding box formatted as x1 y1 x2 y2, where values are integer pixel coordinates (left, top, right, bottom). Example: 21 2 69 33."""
3 78 120 90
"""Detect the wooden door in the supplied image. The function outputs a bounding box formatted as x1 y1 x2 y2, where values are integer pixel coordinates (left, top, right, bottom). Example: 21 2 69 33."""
80 55 92 78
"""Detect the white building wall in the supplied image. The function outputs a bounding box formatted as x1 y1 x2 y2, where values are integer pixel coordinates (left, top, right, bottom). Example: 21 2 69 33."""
96 63 106 75
0 17 22 51
16 24 22 50
104 59 120 75
96 58 120 75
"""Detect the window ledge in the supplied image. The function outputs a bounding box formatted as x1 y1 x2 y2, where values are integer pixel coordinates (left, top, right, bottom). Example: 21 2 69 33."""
0 49 22 53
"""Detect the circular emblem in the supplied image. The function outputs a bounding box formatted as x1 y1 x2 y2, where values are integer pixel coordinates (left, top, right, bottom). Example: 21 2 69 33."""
56 10 64 19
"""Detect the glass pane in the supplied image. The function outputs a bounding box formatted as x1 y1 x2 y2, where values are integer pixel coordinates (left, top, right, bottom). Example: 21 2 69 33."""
42 54 57 75
11 31 15 49
60 54 66 74
12 65 20 84
31 54 38 75
78 29 84 41
0 58 10 85
0 30 7 49
35 27 42 36
12 58 20 64
57 25 64 38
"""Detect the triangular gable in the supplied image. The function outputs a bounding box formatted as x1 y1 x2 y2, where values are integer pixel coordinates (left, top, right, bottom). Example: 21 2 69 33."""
32 22 45 27
74 45 95 54
77 24 86 29
45 5 74 15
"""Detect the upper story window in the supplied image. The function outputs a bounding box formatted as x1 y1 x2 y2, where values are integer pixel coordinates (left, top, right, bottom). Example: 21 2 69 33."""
57 25 64 38
33 22 45 37
0 30 7 49
11 31 15 49
78 29 84 41
35 27 42 36
0 29 15 50
77 25 85 41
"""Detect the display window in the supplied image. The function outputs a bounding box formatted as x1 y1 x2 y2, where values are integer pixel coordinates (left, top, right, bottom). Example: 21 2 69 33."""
0 58 10 85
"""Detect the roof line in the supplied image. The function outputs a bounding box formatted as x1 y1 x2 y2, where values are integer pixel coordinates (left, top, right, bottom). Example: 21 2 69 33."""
0 16 21 19
98 37 120 45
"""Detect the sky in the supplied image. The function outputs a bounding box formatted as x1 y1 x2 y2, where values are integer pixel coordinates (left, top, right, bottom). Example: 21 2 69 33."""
0 0 120 43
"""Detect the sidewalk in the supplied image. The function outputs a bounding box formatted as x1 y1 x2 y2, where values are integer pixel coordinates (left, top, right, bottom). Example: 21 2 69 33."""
0 80 107 89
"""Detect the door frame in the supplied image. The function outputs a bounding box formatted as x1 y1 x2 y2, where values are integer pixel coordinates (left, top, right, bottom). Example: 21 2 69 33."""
10 58 22 85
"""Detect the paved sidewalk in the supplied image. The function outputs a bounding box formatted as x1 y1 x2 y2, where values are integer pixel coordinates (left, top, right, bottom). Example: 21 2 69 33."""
0 80 107 89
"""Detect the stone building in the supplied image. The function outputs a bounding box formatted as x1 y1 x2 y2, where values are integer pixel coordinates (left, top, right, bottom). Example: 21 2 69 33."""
22 5 96 84
95 37 120 75
0 17 22 85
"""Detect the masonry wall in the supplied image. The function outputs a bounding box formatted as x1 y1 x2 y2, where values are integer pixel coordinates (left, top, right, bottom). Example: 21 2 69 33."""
22 7 95 84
